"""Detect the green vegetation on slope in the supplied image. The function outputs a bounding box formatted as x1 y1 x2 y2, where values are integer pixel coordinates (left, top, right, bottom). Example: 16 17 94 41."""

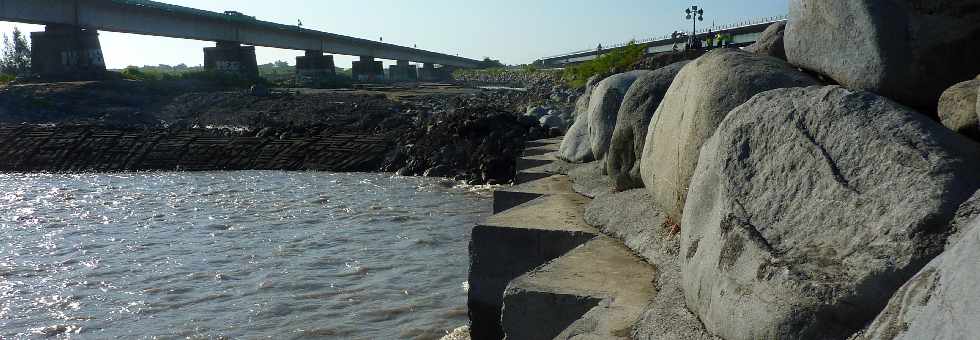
119 66 269 87
562 42 647 88
118 61 353 88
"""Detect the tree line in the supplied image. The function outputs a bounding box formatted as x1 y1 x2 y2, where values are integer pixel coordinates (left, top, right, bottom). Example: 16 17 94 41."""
0 27 31 81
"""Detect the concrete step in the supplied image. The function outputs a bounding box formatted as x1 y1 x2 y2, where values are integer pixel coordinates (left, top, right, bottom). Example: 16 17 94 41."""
516 158 578 184
502 237 658 340
516 153 557 173
524 137 563 149
469 193 598 340
493 174 574 214
512 137 575 185
522 145 557 157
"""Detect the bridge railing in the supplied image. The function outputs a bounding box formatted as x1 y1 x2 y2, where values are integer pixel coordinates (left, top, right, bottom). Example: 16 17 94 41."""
539 14 788 61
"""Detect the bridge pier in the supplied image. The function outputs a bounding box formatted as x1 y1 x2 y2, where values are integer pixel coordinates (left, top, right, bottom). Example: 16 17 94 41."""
203 41 259 78
30 24 107 80
418 63 438 82
439 65 458 81
388 60 418 82
352 56 384 82
296 50 336 87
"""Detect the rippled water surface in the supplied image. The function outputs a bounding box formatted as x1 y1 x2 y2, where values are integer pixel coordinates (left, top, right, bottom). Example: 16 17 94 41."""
0 171 490 339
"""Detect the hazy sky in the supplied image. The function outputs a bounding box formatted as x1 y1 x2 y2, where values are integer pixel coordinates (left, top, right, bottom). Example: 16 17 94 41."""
0 0 786 69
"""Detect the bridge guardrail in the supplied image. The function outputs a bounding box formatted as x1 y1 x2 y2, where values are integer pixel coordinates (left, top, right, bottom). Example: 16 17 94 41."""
539 14 787 61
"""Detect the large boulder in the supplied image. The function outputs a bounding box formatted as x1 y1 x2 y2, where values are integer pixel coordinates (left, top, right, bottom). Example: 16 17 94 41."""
640 49 818 221
572 75 602 119
784 0 980 112
588 70 650 163
539 114 565 130
854 214 980 340
680 86 980 340
606 61 688 190
938 78 980 140
559 115 595 163
744 21 786 60
558 76 603 162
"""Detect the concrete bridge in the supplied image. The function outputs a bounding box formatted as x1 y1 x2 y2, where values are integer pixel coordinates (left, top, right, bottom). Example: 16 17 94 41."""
0 0 483 82
535 16 786 68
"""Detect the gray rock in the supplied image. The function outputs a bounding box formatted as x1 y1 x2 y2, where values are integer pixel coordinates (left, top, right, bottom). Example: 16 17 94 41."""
587 70 650 162
525 105 549 119
744 21 786 60
568 162 614 198
558 76 604 163
571 75 602 119
680 86 980 340
559 111 572 123
606 61 688 191
539 114 565 130
640 49 818 221
585 189 677 264
853 215 980 340
558 114 595 163
784 0 980 111
948 190 980 246
938 79 980 140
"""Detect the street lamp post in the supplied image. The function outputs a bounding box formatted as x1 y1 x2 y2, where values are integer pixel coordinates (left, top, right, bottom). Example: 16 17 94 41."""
685 5 705 48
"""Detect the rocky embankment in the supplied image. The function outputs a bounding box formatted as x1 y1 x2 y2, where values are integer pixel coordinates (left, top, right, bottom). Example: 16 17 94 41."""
0 82 552 184
470 2 980 340
453 68 583 134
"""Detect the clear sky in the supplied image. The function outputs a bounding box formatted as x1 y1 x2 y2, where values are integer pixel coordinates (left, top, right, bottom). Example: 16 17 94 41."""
0 0 787 69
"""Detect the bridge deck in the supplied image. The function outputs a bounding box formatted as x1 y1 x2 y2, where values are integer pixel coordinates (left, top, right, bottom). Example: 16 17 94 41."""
0 0 480 67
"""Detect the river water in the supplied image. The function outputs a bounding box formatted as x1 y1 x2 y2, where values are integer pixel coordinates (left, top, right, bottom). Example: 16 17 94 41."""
0 171 489 339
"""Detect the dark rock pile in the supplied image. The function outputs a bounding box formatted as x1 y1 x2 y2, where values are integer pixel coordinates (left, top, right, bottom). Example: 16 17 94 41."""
0 80 548 184
382 99 550 185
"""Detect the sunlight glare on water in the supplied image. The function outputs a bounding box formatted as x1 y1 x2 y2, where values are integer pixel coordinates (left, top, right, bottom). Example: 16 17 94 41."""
0 171 488 339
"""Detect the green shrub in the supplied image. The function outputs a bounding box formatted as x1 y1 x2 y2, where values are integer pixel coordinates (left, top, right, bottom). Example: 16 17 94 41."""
118 66 267 88
120 66 178 81
562 41 647 88
0 73 14 84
